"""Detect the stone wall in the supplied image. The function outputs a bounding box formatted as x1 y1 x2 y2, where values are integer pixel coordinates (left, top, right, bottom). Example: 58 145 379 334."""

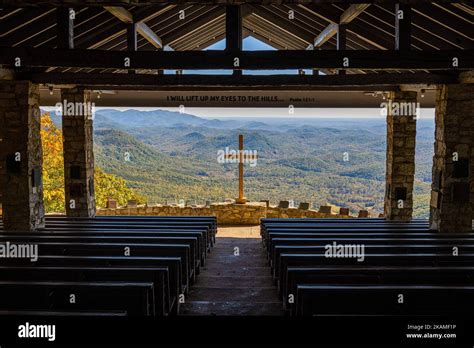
98 202 352 225
0 80 45 231
429 84 474 233
266 206 349 219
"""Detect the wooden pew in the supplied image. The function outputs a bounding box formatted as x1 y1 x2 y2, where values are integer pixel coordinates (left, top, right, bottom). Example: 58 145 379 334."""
0 234 201 275
260 218 474 317
0 255 183 315
271 244 474 275
0 216 217 316
296 285 474 316
261 218 429 223
0 265 170 316
285 266 474 315
0 281 154 316
0 236 193 292
277 253 474 292
1 230 208 266
30 229 210 258
51 215 217 238
0 216 214 253
264 232 472 250
260 220 472 242
0 310 128 317
37 222 214 250
47 215 217 238
261 219 430 232
30 241 193 289
266 237 474 260
262 226 435 244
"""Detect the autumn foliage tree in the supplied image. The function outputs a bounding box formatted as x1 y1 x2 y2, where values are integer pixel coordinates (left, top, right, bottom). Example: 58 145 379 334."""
41 112 66 212
41 112 144 213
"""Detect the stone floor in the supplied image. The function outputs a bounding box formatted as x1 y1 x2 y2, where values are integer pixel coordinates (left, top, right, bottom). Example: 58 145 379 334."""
180 225 283 316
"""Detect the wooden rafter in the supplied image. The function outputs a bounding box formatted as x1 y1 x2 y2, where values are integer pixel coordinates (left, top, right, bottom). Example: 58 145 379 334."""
105 6 163 48
312 4 370 48
161 6 225 46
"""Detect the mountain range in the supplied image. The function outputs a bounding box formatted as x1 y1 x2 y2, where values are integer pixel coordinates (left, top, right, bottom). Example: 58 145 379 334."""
47 108 435 217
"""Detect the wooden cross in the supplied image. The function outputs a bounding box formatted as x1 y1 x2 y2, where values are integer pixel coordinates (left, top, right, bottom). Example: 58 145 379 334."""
224 134 258 204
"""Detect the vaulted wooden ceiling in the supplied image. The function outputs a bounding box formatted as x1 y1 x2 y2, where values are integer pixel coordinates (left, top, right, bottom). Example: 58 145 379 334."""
0 2 472 106
1 3 471 51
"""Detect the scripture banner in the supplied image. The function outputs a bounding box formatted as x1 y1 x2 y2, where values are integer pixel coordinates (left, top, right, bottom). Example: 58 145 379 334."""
39 89 436 108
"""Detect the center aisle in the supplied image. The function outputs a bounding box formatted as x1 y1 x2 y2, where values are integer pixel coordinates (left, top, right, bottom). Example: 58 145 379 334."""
181 226 283 316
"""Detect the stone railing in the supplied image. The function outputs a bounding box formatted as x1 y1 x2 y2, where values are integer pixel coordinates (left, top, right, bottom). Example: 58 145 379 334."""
0 201 375 224
266 206 349 219
97 201 368 225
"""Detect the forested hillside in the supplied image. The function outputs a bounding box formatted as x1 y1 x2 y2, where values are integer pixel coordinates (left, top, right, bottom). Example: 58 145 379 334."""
41 113 144 213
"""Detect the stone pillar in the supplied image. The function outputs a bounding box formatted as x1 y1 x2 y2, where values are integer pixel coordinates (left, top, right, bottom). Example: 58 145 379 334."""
61 88 96 217
0 81 45 231
384 91 417 221
429 84 474 233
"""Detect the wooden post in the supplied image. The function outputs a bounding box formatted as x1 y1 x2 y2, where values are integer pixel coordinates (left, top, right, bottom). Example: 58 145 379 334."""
395 3 411 51
127 22 137 51
57 8 74 49
337 24 347 75
226 5 242 76
127 23 137 74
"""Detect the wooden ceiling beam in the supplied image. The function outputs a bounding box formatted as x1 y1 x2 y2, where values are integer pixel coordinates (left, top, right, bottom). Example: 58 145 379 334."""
0 0 449 6
28 71 458 89
1 46 472 70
